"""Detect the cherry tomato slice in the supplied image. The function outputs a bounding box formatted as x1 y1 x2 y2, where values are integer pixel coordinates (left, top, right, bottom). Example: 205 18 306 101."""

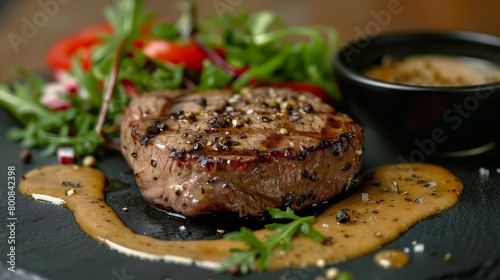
45 23 113 72
143 38 224 72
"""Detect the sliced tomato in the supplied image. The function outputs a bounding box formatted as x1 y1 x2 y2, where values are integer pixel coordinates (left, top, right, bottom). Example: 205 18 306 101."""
45 23 113 72
268 82 333 104
143 38 225 72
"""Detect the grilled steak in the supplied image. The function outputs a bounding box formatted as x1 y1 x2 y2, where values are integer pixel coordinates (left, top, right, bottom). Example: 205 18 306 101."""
120 87 364 216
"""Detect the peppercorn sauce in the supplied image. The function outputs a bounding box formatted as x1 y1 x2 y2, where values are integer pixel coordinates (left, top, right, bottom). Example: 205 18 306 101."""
19 163 462 270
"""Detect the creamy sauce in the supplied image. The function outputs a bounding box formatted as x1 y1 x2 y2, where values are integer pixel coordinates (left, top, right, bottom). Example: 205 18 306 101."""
364 55 500 86
373 249 410 269
19 163 462 270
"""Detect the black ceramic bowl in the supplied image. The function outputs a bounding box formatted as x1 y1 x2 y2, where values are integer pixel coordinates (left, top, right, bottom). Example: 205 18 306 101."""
333 30 500 157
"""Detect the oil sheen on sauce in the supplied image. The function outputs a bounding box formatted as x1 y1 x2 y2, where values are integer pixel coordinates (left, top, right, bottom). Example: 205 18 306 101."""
19 163 463 270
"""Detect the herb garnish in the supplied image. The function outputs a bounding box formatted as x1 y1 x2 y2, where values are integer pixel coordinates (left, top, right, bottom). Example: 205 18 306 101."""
0 0 340 156
219 207 325 274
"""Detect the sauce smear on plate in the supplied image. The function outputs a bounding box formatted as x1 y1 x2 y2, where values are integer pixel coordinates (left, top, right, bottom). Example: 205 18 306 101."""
19 163 462 270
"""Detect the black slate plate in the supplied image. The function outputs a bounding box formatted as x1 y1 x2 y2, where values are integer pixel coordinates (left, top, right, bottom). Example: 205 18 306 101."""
1 106 500 280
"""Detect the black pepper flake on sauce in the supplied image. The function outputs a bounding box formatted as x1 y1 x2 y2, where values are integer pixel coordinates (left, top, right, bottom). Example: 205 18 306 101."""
150 159 157 167
261 116 271 122
131 152 137 158
336 210 350 223
321 236 334 246
175 190 181 196
62 181 72 186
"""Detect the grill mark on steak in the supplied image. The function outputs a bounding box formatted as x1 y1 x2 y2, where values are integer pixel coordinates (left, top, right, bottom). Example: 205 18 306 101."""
121 87 364 216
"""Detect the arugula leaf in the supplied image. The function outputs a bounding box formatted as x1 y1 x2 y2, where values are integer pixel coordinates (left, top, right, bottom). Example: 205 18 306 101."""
0 77 104 156
199 11 340 100
198 59 234 89
219 207 325 274
151 22 179 40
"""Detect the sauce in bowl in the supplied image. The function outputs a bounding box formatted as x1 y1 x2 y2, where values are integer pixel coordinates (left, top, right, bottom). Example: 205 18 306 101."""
364 55 500 87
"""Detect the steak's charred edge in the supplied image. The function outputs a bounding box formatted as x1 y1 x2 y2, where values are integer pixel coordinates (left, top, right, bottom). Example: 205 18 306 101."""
131 125 358 166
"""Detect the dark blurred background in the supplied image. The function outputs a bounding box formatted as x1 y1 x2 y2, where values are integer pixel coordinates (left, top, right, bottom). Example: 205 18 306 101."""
1 0 499 81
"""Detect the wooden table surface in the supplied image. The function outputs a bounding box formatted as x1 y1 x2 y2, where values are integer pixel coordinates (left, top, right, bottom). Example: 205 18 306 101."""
1 0 499 81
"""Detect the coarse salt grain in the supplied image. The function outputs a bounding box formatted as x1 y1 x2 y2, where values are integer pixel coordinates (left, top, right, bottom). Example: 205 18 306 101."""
361 192 369 201
413 243 425 253
425 181 437 188
316 259 326 268
479 167 490 176
179 226 186 231
403 247 410 253
82 155 96 167
496 168 500 173
325 267 339 279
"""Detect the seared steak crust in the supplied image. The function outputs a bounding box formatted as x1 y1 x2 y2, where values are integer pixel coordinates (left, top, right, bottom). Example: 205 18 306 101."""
120 87 364 216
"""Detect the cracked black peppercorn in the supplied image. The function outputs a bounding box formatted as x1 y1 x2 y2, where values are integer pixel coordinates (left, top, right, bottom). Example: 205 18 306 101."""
303 103 314 113
196 97 207 107
336 210 350 223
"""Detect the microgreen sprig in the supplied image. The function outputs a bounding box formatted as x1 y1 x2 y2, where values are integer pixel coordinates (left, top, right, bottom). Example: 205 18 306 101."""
219 207 325 274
